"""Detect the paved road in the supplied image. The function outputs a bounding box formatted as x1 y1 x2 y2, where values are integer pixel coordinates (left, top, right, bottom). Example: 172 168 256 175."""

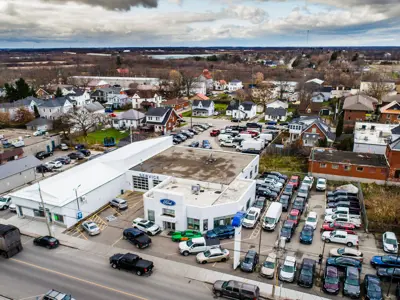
0 240 214 300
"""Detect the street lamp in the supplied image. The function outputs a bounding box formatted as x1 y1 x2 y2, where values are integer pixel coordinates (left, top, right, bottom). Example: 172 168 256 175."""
73 184 81 211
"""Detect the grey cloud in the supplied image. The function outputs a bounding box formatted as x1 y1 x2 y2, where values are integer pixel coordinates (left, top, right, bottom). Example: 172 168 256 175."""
5 3 19 16
41 0 158 10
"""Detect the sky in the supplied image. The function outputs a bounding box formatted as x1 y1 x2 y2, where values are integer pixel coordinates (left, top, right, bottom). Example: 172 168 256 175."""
0 0 399 48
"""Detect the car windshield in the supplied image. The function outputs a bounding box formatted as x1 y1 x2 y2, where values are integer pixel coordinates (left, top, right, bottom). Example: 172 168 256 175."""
264 261 275 268
285 187 292 192
265 217 275 224
307 217 317 222
245 214 255 221
382 256 396 263
0 197 8 202
326 276 339 284
290 178 297 183
386 238 398 245
282 265 294 273
302 230 312 236
282 227 291 234
337 248 345 255
244 257 253 264
346 277 359 286
318 179 326 184
301 268 313 277
144 221 155 228
203 250 211 257
288 215 297 221
367 283 381 293
89 225 98 230
187 240 194 247
49 237 57 242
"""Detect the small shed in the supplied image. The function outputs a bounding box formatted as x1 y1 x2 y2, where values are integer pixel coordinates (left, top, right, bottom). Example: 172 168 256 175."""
26 118 54 131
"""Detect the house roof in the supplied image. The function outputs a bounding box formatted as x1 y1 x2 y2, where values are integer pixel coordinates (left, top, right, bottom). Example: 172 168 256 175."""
230 79 241 83
343 94 377 111
162 98 189 106
134 90 158 99
193 100 213 107
0 96 43 109
0 148 23 161
146 108 177 126
298 101 322 114
117 109 145 120
322 86 333 93
84 102 104 113
380 101 400 115
192 93 209 100
306 78 324 85
146 107 170 117
310 149 388 168
241 101 255 110
219 80 227 85
201 69 212 80
391 125 400 135
0 155 41 180
390 137 400 150
266 100 288 109
26 118 54 126
266 107 287 117
303 120 336 142
382 94 400 103
38 97 69 108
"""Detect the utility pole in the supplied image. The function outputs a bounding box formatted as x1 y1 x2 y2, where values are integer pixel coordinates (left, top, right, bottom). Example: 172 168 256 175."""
272 219 282 298
73 184 81 211
190 100 193 129
37 182 52 237
130 126 133 144
310 148 315 176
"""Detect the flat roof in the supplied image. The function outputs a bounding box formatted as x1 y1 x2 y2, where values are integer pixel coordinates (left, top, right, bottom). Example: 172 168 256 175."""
154 177 252 207
311 149 388 168
131 146 257 185
354 122 397 145
0 129 58 147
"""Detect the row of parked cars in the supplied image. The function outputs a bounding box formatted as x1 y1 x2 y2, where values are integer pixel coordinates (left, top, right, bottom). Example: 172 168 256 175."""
171 123 213 145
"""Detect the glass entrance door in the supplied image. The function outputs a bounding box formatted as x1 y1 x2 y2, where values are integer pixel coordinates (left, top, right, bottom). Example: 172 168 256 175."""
163 221 175 231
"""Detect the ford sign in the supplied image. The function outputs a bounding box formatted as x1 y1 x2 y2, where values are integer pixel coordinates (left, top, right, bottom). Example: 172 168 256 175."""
160 199 176 206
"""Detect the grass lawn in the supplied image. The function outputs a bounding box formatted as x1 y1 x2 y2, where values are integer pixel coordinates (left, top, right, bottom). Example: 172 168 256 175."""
259 154 308 175
182 110 192 117
214 103 228 111
77 128 130 145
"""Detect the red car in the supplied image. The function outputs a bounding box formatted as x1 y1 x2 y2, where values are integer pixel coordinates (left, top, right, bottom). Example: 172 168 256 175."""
289 175 300 189
240 131 259 138
109 113 117 117
287 209 301 226
210 129 220 137
321 222 356 234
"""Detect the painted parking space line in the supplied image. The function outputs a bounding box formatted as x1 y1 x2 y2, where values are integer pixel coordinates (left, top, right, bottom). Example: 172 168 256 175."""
111 236 123 247
22 238 34 245
18 294 45 300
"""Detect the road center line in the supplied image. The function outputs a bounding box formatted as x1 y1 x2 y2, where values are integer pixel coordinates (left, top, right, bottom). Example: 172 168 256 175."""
10 258 148 300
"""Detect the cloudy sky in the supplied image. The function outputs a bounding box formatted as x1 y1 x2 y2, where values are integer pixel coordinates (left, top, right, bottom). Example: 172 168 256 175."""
0 0 399 48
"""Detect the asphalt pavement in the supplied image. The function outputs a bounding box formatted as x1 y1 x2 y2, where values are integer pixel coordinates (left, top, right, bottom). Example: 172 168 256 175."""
0 238 214 300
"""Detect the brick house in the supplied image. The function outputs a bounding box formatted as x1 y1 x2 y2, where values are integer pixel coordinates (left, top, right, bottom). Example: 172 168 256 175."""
298 101 322 116
301 120 336 147
308 148 389 183
386 136 400 180
145 107 180 134
343 94 378 129
161 98 189 111
379 101 400 124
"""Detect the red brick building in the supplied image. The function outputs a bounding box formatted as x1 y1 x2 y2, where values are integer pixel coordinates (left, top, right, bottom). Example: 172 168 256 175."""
379 101 400 124
343 94 377 129
145 107 181 134
386 137 400 180
300 120 336 147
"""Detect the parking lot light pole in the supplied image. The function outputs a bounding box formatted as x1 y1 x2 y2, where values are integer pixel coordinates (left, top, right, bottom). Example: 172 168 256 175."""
37 182 52 237
73 184 81 211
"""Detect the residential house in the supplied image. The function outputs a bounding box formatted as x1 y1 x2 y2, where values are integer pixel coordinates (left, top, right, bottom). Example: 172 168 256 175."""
198 69 213 91
321 86 333 100
214 80 227 91
226 101 256 120
65 89 91 107
106 94 131 109
288 116 320 142
37 97 73 120
131 90 163 109
192 100 215 117
288 117 335 146
190 94 209 101
228 80 243 92
311 92 326 103
87 79 109 90
331 85 352 98
36 88 53 100
190 81 207 95
353 122 397 154
360 81 396 95
160 98 190 111
298 100 322 116
91 87 122 103
343 94 378 129
380 101 400 124
112 109 145 130
0 96 43 119
145 107 180 134
26 118 54 131
382 94 400 105
84 102 105 114
265 100 288 122
386 131 400 180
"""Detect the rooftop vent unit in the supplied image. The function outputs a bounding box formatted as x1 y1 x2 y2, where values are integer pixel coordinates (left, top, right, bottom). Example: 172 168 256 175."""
364 136 368 141
191 184 200 195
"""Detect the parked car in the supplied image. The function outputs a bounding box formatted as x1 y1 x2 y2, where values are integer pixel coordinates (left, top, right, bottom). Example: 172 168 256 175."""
330 247 363 262
269 171 288 181
242 207 261 228
364 275 383 300
256 188 278 200
188 128 198 135
54 156 71 165
322 230 359 247
305 211 318 230
74 144 85 150
324 213 361 228
344 266 361 299
122 228 151 249
297 184 309 200
109 252 153 276
0 196 11 210
176 133 187 141
205 225 235 240
292 198 305 214
325 206 361 216
68 152 85 160
321 222 356 233
8 203 16 213
253 198 267 212
283 184 294 197
212 280 260 300
289 175 300 189
202 140 212 149
33 235 59 249
279 256 297 283
326 257 362 271
323 266 340 295
281 220 296 242
60 143 69 151
383 232 398 254
181 130 194 138
298 258 316 288
210 129 220 137
45 161 62 169
35 151 53 160
81 221 101 236
109 198 128 210
316 178 327 191
327 189 358 199
377 268 400 282
36 164 52 173
132 218 161 236
327 201 361 210
79 149 91 157
327 195 359 203
240 250 259 272
171 230 202 242
231 118 240 122
260 253 276 279
302 176 314 190
173 136 183 144
189 141 200 148
300 225 314 244
279 194 290 212
371 255 400 268
196 248 230 264
288 209 301 227
266 174 285 185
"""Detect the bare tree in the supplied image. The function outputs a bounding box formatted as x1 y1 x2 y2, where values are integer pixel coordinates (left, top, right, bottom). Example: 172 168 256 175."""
67 77 91 89
180 70 198 97
365 80 393 103
252 82 274 109
61 107 109 137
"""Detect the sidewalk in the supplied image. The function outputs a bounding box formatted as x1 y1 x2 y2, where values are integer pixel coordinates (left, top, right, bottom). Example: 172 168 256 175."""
1 215 329 300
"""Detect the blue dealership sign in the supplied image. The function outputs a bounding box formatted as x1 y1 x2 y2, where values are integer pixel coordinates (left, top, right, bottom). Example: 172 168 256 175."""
232 211 246 227
76 211 83 220
160 199 176 206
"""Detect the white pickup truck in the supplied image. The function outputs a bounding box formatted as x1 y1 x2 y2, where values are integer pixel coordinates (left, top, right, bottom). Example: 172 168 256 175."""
325 207 361 219
324 213 361 228
179 237 220 256
321 230 359 247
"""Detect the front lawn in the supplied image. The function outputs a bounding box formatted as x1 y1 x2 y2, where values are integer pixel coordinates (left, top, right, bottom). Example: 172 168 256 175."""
214 103 228 111
259 154 308 175
76 128 130 145
182 110 192 117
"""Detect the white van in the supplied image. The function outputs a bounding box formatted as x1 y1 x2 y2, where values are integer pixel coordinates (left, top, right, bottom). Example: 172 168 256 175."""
218 134 234 142
262 202 282 231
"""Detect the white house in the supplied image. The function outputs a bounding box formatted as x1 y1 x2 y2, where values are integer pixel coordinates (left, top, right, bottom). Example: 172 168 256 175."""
228 79 243 92
311 92 326 103
226 101 257 120
198 69 213 91
38 97 73 120
90 87 121 103
131 90 164 109
190 81 207 95
213 80 227 91
62 88 91 107
106 94 131 109
112 109 145 130
0 96 43 119
353 122 398 154
192 100 215 117
265 100 288 122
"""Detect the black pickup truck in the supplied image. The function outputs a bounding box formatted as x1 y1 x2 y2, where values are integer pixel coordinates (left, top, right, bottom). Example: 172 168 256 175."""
109 253 154 276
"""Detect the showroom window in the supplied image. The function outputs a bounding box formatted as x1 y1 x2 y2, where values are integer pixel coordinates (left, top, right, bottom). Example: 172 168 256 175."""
213 215 234 228
132 176 149 190
162 208 175 217
33 209 45 218
53 214 64 224
148 210 155 222
187 218 200 230
203 219 208 231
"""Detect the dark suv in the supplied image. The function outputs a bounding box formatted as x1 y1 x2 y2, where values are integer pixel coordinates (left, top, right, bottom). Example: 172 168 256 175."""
35 151 53 160
206 225 235 239
123 228 151 249
79 149 91 156
240 250 259 273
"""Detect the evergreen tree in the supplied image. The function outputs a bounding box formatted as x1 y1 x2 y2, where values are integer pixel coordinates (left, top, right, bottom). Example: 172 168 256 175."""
336 114 344 137
116 55 122 67
55 87 63 98
4 78 36 101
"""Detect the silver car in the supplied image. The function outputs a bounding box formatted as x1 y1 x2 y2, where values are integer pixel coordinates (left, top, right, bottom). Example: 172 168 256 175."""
81 221 101 236
110 198 128 210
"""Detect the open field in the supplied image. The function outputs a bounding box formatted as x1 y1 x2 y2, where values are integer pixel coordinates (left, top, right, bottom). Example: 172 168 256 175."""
259 154 308 175
76 128 129 145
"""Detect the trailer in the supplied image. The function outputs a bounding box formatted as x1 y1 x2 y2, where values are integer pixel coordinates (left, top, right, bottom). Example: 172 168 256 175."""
0 225 23 258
